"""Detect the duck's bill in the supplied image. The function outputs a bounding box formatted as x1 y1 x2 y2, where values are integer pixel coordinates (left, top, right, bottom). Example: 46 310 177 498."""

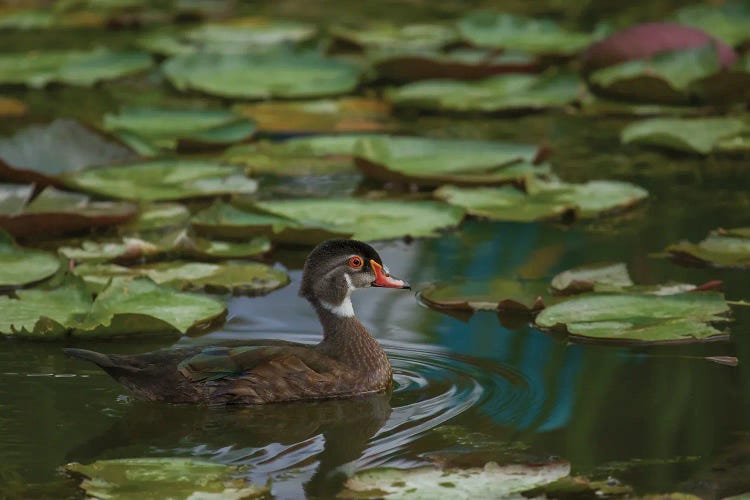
370 260 410 289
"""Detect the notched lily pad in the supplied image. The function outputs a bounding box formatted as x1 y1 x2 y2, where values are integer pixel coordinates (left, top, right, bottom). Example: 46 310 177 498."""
666 227 750 268
63 159 257 201
418 279 549 316
64 457 268 499
0 231 59 288
162 50 361 99
354 135 548 187
621 117 750 155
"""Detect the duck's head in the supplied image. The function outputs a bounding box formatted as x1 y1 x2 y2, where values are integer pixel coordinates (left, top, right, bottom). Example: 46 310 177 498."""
300 239 410 317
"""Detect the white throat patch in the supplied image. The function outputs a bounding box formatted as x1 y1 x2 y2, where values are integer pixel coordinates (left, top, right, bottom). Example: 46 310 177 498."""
320 274 355 318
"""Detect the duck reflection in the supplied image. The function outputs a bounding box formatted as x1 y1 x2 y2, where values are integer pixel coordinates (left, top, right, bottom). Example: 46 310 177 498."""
66 393 391 498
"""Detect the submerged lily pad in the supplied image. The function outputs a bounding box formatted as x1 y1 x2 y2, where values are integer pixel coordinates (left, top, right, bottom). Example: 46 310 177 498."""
233 97 392 134
0 47 152 88
621 117 750 155
389 72 581 113
64 159 257 201
65 457 268 499
666 227 750 268
535 292 731 344
418 279 549 313
103 107 256 153
435 180 648 222
673 2 750 46
330 22 457 51
339 461 571 499
162 51 361 99
0 119 137 186
0 184 137 238
354 135 548 187
0 231 59 287
458 11 596 56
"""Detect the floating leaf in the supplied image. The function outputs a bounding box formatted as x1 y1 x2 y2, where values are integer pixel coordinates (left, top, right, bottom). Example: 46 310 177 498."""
0 47 152 88
354 135 548 187
103 107 256 153
64 457 268 499
435 180 647 222
123 203 191 232
458 11 595 56
389 72 581 113
0 119 137 186
418 279 549 314
0 184 137 239
162 51 361 99
330 22 457 51
0 96 26 117
64 159 257 201
673 2 750 46
339 461 570 499
621 117 749 155
551 262 633 295
0 231 60 288
666 227 750 268
535 292 731 344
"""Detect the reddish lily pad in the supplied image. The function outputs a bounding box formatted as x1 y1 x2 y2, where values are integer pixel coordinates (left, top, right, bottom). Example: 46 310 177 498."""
666 227 750 268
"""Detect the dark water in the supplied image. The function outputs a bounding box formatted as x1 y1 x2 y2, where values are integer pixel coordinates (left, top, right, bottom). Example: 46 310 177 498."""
1 1 750 499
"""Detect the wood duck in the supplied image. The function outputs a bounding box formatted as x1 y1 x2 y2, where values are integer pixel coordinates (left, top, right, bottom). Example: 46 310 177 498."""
64 239 410 405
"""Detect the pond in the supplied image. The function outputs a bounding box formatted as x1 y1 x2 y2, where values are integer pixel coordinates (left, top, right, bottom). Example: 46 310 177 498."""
0 0 749 498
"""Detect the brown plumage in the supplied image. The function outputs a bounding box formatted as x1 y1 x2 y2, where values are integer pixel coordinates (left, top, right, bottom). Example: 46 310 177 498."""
64 239 410 405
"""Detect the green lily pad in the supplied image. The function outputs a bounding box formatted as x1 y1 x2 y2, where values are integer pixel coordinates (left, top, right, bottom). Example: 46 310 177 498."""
551 262 633 295
64 457 268 499
0 47 152 88
673 1 750 46
162 51 361 99
666 227 750 268
75 260 289 295
0 8 55 29
0 184 137 239
123 203 191 232
434 180 648 222
232 97 393 134
354 135 548 187
621 117 750 155
339 461 571 499
418 279 549 313
103 107 256 153
63 159 257 201
457 11 596 56
0 231 60 287
389 72 581 113
0 119 137 186
330 22 458 51
535 292 731 344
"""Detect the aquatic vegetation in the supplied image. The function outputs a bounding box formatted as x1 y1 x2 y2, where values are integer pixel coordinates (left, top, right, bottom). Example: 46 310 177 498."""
621 116 750 155
0 231 59 287
666 227 750 268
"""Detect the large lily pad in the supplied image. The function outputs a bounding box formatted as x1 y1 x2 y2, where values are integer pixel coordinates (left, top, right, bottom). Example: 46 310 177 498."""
535 292 731 344
63 159 257 201
434 180 648 222
354 135 548 187
0 119 137 186
339 461 571 499
666 227 750 268
233 97 392 134
65 457 268 499
389 72 581 113
0 184 137 238
457 11 596 56
330 22 458 51
162 51 361 99
0 47 152 88
103 107 256 154
621 117 750 155
0 231 59 287
673 2 750 46
418 279 549 314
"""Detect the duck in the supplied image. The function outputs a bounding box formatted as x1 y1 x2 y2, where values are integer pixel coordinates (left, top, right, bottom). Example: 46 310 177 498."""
64 239 410 405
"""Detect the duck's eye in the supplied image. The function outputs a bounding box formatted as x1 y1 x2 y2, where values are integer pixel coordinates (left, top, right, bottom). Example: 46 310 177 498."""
348 256 363 269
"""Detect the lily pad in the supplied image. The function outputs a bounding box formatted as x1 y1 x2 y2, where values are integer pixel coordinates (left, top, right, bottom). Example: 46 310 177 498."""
354 135 548 187
550 262 633 295
673 2 750 46
457 11 596 56
666 227 750 268
389 72 581 113
65 457 268 499
123 203 191 232
418 279 549 313
103 107 256 153
0 184 137 239
339 461 571 499
330 22 458 51
75 260 289 295
0 231 59 287
0 119 137 186
0 47 152 88
621 117 750 155
162 51 361 99
434 180 648 222
0 96 26 117
63 159 257 201
233 97 392 134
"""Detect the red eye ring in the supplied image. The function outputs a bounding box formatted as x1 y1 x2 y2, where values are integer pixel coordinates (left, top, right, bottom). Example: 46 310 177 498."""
348 256 363 269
